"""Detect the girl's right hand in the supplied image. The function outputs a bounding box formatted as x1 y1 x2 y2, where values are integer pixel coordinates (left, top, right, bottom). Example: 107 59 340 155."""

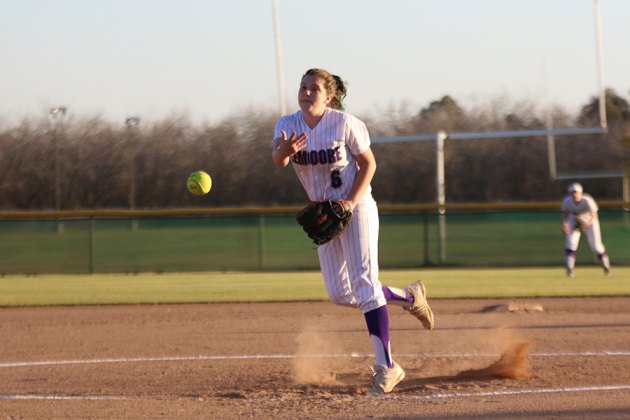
277 130 307 157
272 130 307 167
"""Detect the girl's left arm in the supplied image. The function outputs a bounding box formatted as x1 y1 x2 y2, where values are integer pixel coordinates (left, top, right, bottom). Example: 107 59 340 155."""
345 147 376 209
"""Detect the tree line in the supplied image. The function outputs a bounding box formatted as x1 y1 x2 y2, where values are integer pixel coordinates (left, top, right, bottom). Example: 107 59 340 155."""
0 90 628 210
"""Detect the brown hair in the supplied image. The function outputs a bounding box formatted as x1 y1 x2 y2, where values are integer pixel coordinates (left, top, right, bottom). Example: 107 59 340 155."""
302 68 347 111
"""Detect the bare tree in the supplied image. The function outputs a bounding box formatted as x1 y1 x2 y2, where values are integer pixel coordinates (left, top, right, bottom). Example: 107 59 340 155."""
0 90 627 210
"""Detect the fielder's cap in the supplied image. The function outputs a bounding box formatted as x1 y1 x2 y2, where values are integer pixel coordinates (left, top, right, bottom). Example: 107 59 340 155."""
568 182 583 193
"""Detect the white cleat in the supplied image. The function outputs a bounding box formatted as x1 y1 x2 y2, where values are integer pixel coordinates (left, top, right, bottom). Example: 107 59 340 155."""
404 280 435 330
366 361 405 395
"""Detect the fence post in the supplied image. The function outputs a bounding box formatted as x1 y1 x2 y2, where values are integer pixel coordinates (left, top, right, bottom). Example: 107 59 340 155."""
258 216 266 270
423 212 430 266
436 131 448 264
88 218 95 274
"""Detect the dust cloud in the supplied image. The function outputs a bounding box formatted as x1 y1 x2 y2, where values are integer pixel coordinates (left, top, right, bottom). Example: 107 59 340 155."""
291 325 342 385
456 331 532 380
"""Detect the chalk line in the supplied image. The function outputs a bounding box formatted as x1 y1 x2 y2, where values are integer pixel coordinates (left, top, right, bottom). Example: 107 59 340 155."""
0 394 127 401
4 384 628 402
397 384 630 400
1 350 629 368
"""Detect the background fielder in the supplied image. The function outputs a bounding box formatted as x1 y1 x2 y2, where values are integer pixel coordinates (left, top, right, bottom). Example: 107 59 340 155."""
561 182 611 277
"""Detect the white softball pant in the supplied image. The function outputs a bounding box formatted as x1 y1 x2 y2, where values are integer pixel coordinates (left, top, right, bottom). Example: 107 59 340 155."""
316 199 386 313
565 218 606 254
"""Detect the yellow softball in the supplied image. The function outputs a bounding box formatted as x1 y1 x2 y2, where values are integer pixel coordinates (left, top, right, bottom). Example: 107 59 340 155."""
187 171 212 195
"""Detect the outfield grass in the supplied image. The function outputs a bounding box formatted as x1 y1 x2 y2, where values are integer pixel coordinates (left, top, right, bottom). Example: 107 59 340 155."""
0 267 628 307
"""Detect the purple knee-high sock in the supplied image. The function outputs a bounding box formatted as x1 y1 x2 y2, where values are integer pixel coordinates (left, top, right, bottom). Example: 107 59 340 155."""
364 306 393 368
382 285 413 305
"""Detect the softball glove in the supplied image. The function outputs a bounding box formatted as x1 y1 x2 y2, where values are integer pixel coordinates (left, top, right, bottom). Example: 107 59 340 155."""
574 219 587 232
296 200 353 246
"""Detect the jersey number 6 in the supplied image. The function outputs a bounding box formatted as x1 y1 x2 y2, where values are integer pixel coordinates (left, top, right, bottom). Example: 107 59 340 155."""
331 170 342 188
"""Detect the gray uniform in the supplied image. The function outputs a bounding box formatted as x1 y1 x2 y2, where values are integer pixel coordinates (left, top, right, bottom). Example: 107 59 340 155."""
561 183 610 276
561 193 606 254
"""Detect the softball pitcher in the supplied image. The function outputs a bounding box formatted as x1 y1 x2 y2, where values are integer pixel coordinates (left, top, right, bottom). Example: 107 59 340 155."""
271 68 434 395
561 182 611 277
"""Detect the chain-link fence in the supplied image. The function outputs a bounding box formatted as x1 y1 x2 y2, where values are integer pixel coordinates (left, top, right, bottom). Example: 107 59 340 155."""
1 209 628 274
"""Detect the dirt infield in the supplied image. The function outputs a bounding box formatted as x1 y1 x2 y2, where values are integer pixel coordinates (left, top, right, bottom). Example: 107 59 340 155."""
1 297 629 419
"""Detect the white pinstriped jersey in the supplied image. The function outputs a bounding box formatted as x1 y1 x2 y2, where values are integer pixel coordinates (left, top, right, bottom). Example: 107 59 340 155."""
562 193 598 226
273 108 372 203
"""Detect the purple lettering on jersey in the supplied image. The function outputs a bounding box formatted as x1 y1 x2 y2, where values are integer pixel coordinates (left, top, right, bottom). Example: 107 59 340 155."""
293 151 307 165
293 147 342 166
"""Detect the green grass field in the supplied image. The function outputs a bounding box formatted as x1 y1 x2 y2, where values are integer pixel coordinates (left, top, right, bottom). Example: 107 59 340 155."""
0 267 628 306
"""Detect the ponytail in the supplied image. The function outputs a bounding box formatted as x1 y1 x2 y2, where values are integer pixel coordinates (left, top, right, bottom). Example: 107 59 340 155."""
330 74 347 111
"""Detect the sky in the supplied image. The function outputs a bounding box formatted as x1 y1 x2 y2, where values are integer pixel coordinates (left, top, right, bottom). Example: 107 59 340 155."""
1 0 629 126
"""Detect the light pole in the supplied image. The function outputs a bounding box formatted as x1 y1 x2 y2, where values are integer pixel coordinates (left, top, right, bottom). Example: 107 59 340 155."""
125 117 140 232
49 106 67 212
593 0 607 129
271 0 287 115
125 117 140 210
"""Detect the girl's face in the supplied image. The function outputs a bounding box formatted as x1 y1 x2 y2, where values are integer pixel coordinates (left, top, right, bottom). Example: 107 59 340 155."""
298 75 332 116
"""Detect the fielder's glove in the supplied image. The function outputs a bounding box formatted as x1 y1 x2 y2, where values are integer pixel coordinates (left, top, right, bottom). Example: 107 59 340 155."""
574 219 586 232
296 200 353 246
